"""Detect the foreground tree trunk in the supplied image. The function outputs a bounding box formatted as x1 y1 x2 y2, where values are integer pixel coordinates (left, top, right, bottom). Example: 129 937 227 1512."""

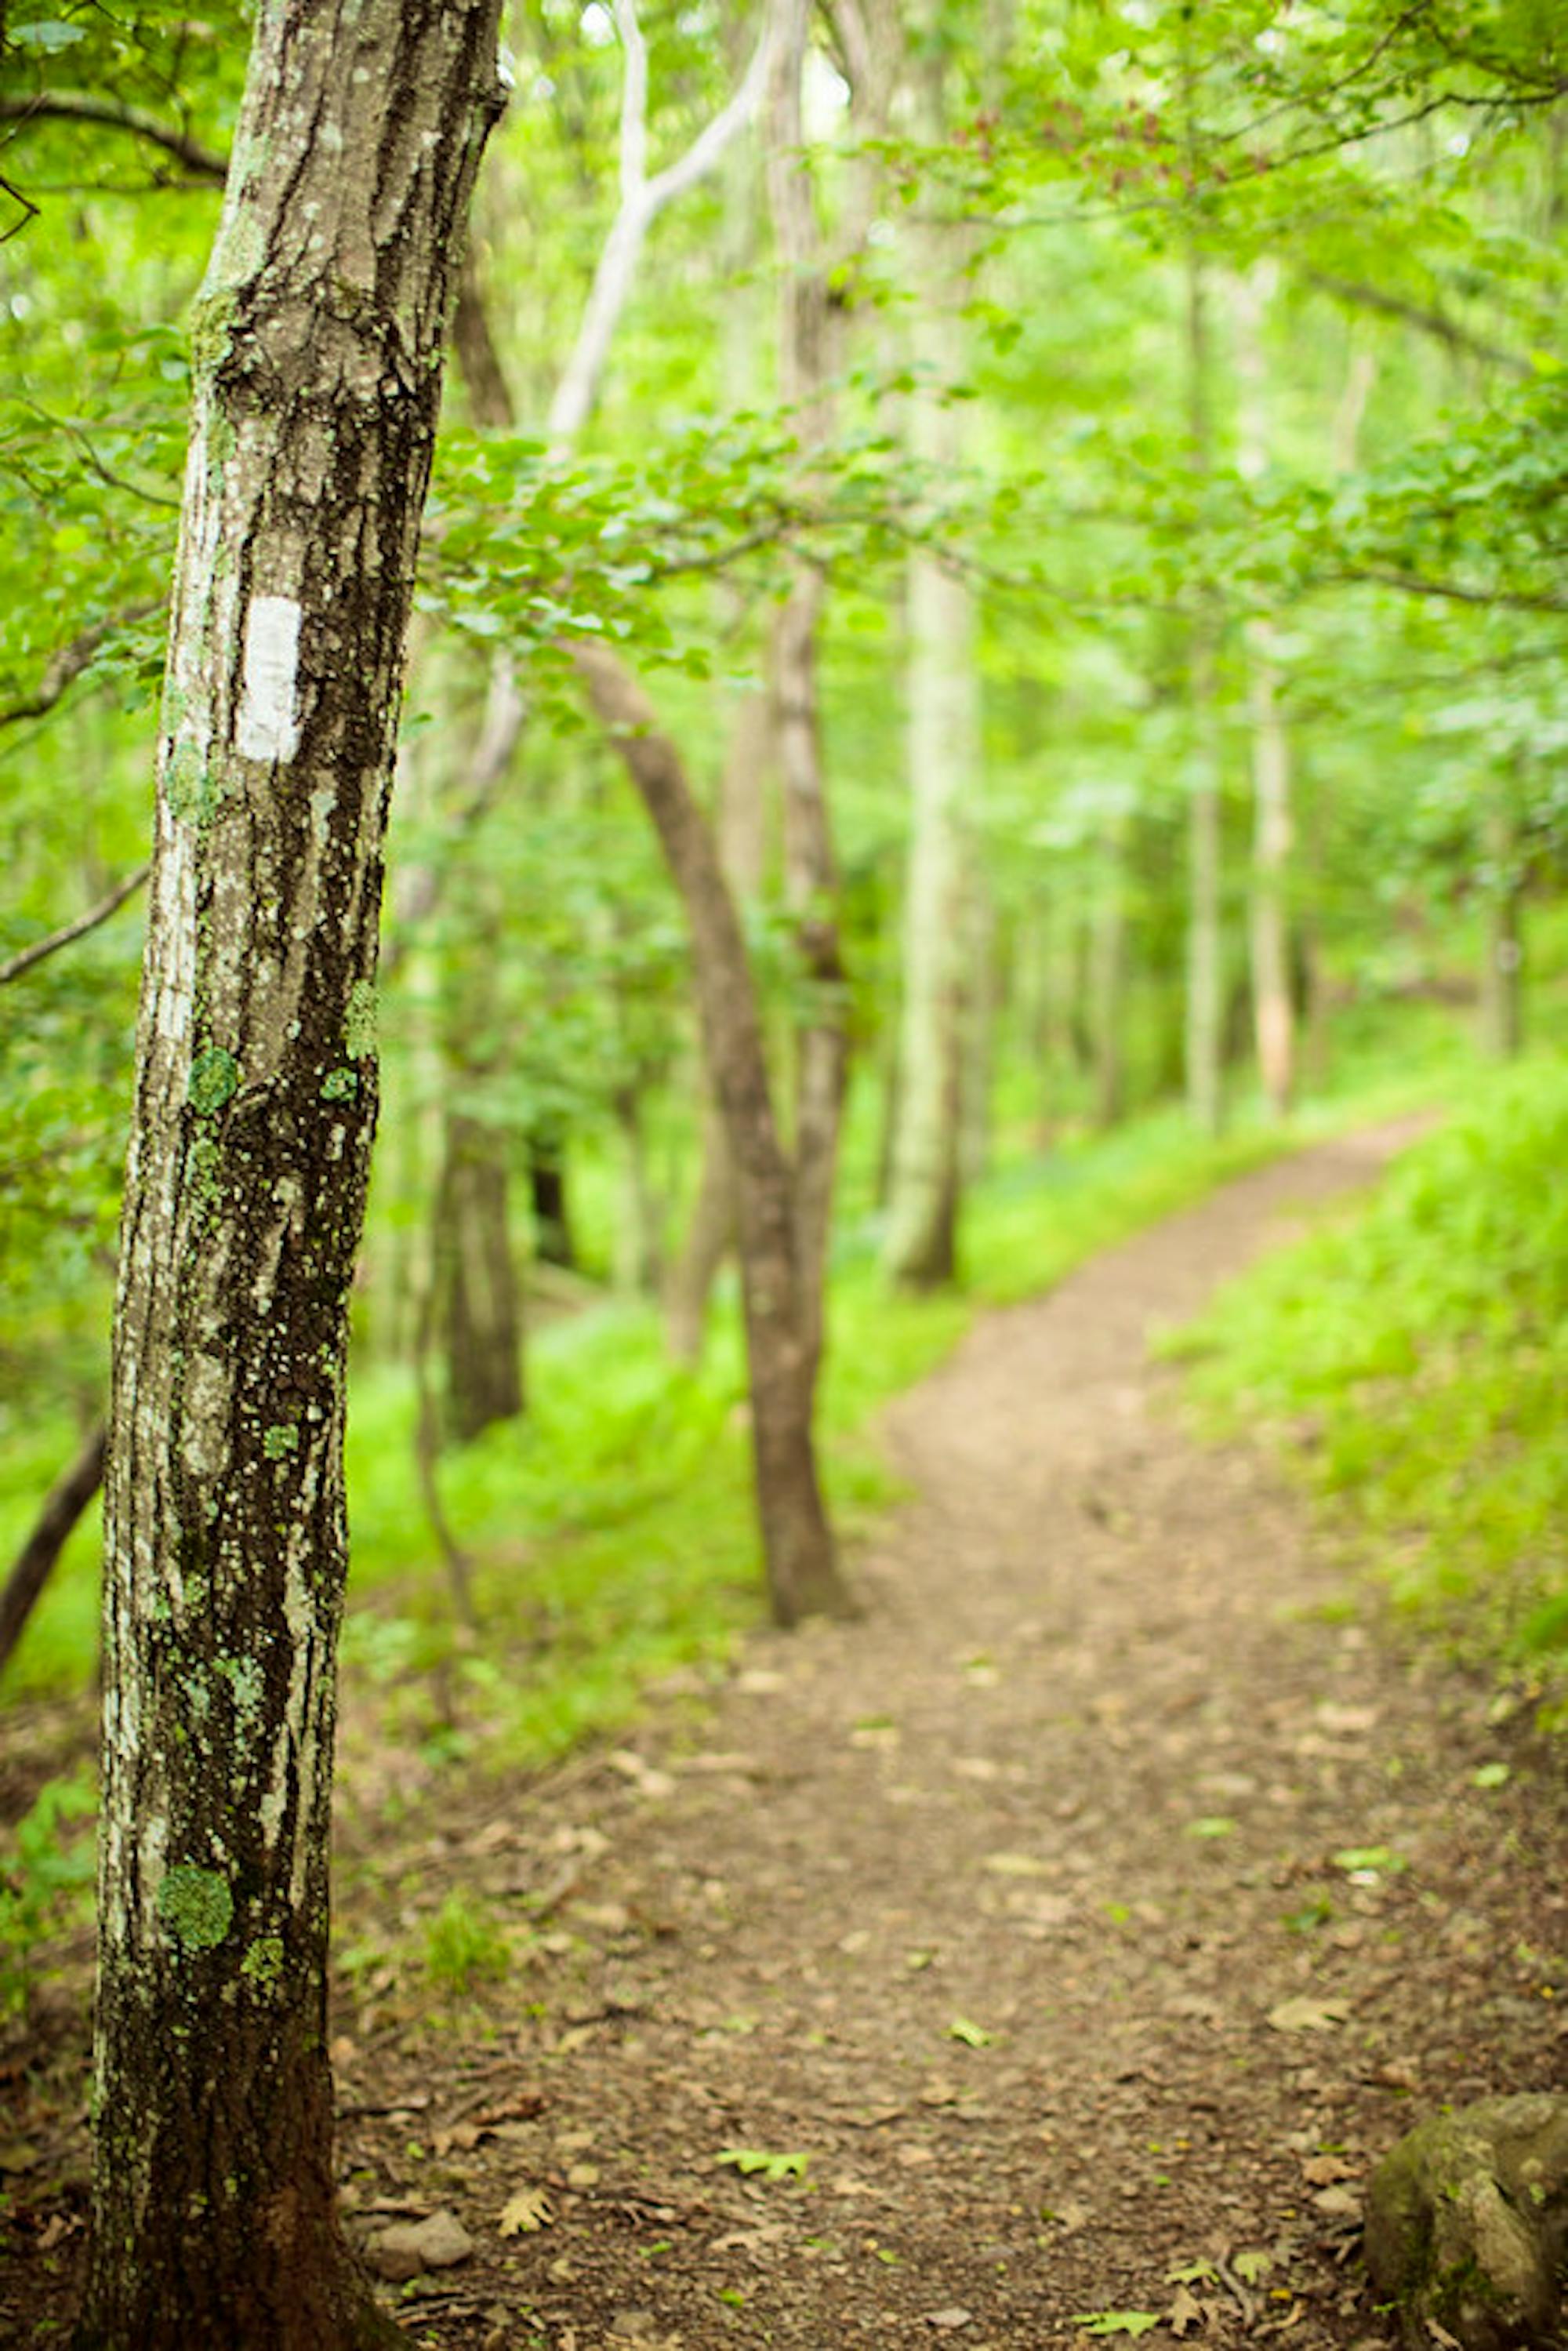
571 641 854 1627
76 5 501 2345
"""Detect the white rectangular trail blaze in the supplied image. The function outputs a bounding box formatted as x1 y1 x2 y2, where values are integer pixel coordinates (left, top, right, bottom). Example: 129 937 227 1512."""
237 595 303 763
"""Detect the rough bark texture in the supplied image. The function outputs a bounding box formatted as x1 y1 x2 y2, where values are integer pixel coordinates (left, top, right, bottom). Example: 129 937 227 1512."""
76 4 502 2344
434 1110 524 1441
0 1419 106 1679
570 641 853 1628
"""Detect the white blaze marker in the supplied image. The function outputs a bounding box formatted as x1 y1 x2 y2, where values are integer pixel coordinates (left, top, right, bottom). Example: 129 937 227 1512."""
236 594 303 763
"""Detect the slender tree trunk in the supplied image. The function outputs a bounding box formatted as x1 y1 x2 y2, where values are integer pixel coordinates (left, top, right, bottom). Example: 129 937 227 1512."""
0 1420 105 1681
766 0 852 1375
1184 245 1225 1138
1479 793 1525 1061
884 35 978 1285
664 684 769 1364
75 7 501 2344
571 641 854 1627
1089 828 1129 1129
1234 266 1295 1118
528 1136 576 1268
434 1110 524 1441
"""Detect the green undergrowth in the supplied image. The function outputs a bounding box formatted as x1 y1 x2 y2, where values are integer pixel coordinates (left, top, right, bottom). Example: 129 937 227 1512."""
1167 1055 1568 1720
0 1045 1461 1771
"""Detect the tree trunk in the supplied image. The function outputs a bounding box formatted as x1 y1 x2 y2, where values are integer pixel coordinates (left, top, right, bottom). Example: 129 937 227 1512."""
1234 266 1295 1119
1184 247 1225 1139
1479 794 1525 1061
766 0 851 1377
884 40 978 1287
570 641 854 1628
75 6 501 2345
1089 828 1128 1130
434 1110 524 1441
663 683 768 1364
528 1136 577 1269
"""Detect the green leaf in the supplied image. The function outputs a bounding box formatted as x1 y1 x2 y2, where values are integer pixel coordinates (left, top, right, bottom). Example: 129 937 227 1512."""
1070 2313 1161 2336
713 2148 810 2181
948 2017 994 2048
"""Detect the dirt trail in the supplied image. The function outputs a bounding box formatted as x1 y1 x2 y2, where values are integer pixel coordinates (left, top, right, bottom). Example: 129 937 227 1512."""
6 1125 1565 2348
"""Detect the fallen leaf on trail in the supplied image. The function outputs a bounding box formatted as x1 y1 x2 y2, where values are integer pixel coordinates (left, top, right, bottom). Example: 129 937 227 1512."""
1267 1995 1352 2033
1312 2185 1361 2217
923 2309 973 2329
1044 2197 1091 2233
982 1852 1051 1877
1314 1702 1378 1735
1167 2284 1205 2336
951 1757 1000 1781
1301 2153 1358 2185
949 2017 994 2048
567 2162 601 2189
497 2186 555 2236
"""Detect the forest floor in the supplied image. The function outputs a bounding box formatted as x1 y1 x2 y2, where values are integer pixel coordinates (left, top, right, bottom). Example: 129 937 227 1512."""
4 1121 1565 2349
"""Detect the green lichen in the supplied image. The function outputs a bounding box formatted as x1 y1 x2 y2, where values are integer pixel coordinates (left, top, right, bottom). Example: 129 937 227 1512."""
216 1653 264 1727
189 1048 240 1116
263 1423 300 1460
241 1935 285 1990
188 286 240 374
156 1864 234 1951
319 1066 358 1103
345 979 377 1060
165 741 219 828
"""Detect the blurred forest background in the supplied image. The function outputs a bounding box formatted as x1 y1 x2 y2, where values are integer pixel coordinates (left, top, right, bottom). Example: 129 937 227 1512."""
2 0 1565 1793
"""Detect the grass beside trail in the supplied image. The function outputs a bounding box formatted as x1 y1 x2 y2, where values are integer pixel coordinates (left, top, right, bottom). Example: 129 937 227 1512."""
1168 1056 1568 1721
0 1067 1436 1753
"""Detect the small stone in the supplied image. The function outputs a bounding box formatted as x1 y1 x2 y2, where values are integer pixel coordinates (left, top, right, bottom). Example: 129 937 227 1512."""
363 2207 475 2282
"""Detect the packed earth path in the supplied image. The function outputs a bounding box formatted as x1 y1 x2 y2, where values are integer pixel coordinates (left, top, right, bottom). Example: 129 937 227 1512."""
6 1122 1566 2349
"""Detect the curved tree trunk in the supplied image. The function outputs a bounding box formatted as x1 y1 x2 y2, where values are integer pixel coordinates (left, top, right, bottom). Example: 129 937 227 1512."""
75 6 501 2344
570 641 854 1628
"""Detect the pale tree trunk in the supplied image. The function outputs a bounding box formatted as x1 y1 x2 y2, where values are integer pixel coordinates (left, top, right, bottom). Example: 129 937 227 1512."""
884 33 978 1286
1184 245 1225 1138
1234 264 1294 1118
572 642 854 1627
665 683 769 1364
766 0 844 1375
1479 790 1525 1061
1089 824 1129 1129
77 5 501 2346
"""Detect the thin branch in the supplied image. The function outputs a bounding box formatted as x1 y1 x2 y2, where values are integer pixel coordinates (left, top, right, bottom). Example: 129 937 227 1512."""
1334 566 1568 616
0 861 151 986
546 9 772 444
0 91 230 182
1305 269 1532 376
0 598 165 729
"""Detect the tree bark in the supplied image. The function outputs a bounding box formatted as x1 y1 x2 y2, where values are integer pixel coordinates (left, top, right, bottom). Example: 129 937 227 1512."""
884 35 978 1287
434 1110 524 1441
1089 827 1128 1131
75 5 502 2344
570 640 854 1628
